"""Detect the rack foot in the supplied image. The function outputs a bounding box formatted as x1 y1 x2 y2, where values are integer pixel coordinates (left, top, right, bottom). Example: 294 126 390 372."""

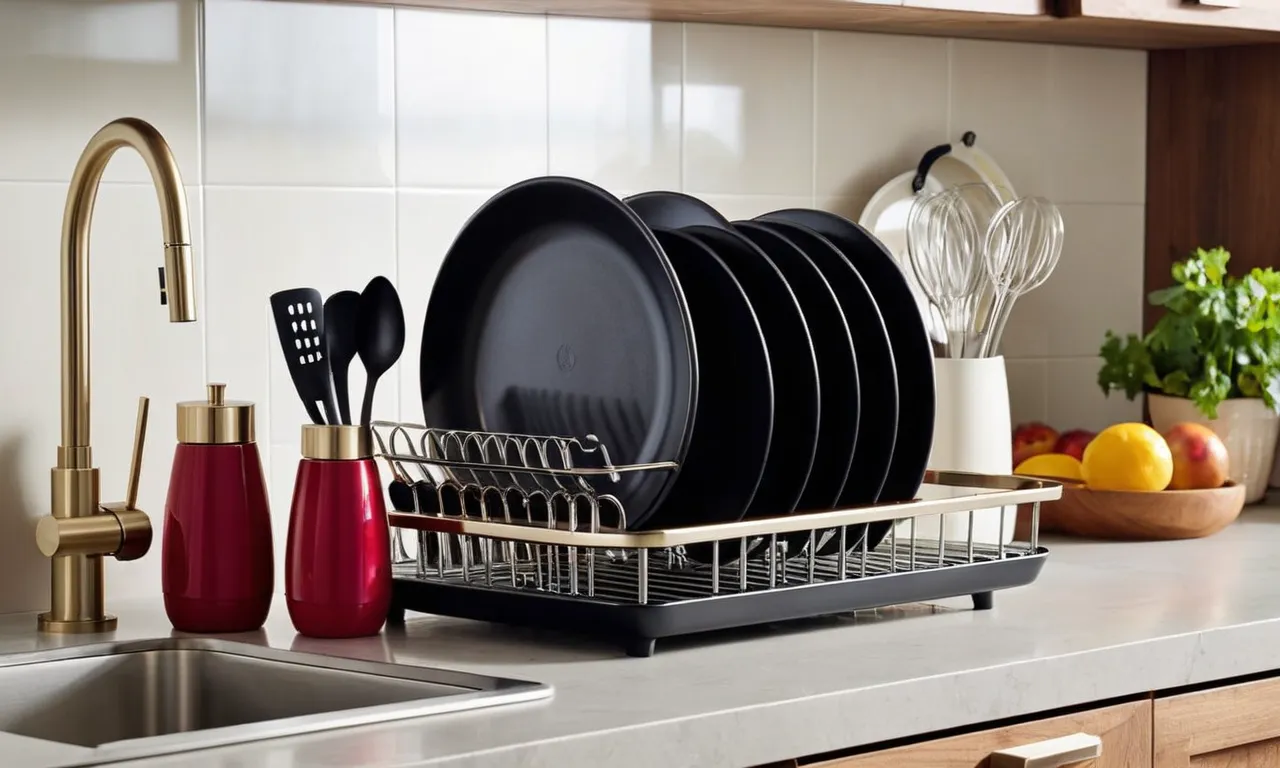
624 638 656 658
386 600 406 626
972 591 994 610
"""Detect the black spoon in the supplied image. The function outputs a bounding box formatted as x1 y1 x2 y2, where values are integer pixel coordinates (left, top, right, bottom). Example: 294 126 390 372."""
323 290 361 425
356 276 405 426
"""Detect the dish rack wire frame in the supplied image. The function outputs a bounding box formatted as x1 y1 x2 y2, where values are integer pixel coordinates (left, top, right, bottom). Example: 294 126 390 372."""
371 420 1060 657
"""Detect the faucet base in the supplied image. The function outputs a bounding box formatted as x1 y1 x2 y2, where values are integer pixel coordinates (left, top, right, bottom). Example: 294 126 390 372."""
37 614 117 634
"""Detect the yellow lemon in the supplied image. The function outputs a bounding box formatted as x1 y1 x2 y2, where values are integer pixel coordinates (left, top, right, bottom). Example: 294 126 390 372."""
1081 423 1173 491
1014 453 1084 481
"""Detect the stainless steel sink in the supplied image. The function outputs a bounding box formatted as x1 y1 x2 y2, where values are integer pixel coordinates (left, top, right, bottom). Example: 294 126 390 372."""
0 637 550 765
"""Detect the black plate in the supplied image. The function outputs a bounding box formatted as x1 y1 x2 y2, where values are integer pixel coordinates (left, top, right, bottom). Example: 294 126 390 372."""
642 229 773 530
732 221 858 513
419 177 697 531
682 225 820 520
759 209 936 549
624 191 733 232
753 220 896 511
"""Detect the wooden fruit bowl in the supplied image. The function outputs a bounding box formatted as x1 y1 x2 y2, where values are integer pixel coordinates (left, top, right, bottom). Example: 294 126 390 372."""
1018 479 1246 541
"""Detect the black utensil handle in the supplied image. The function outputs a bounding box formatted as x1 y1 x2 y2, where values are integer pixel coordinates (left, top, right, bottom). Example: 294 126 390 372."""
911 131 979 193
320 396 339 426
360 373 379 426
333 362 352 425
304 400 325 425
912 142 952 193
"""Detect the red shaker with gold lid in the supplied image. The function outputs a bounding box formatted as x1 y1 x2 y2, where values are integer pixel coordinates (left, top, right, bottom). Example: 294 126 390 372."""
163 383 273 632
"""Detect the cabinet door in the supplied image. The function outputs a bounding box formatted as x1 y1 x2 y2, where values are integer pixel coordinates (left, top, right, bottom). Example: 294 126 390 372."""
1059 0 1280 32
1155 677 1280 767
809 700 1150 767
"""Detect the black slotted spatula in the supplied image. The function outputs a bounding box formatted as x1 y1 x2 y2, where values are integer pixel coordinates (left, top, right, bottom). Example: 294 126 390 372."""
269 288 339 425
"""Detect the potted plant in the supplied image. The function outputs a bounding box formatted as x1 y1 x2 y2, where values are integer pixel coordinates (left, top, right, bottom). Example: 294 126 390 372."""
1098 246 1280 503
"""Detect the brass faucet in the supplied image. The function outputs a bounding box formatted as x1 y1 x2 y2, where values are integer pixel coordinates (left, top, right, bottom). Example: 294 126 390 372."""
34 118 197 633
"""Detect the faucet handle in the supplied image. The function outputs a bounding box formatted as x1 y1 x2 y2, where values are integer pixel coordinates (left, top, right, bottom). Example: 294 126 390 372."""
125 396 149 511
37 396 154 562
106 395 152 561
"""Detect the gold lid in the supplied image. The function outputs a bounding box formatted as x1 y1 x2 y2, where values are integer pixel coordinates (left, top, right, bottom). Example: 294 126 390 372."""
301 424 372 460
177 383 255 444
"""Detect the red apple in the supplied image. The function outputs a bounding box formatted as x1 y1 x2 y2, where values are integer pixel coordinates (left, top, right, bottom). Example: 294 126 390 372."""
1013 422 1060 468
1163 422 1230 490
1053 429 1096 462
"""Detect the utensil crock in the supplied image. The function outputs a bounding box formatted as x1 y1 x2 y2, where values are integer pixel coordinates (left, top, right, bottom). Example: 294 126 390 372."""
897 356 1014 544
286 424 391 638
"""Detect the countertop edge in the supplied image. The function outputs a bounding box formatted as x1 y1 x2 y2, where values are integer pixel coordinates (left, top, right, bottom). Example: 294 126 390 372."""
413 617 1280 767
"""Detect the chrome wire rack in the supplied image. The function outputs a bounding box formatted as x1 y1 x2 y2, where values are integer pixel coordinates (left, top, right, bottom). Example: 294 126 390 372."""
372 420 1061 657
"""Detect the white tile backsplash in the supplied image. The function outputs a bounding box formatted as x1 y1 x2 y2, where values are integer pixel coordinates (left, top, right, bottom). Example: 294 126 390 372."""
950 39 1052 199
396 9 548 188
698 194 816 223
684 24 814 196
0 0 1148 613
0 0 201 185
814 31 950 205
548 18 683 192
999 204 1145 360
1047 357 1144 432
204 0 396 187
1047 46 1147 205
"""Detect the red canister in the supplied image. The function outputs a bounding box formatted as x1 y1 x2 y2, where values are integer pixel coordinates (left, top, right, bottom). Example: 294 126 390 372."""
285 425 391 638
163 383 273 633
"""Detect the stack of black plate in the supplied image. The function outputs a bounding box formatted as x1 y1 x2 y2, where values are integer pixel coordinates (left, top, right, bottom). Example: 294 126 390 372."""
415 178 936 556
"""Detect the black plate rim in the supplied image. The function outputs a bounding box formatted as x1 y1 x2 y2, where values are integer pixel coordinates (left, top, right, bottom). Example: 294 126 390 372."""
730 219 859 513
681 223 821 521
759 208 936 551
750 218 896 507
419 176 698 531
641 227 774 532
623 190 735 232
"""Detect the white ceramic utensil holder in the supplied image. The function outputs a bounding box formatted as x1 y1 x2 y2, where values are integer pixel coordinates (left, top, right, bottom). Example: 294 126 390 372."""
896 356 1015 545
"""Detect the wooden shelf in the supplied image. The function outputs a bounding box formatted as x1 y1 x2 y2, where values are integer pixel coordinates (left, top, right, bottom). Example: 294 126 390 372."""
313 0 1280 48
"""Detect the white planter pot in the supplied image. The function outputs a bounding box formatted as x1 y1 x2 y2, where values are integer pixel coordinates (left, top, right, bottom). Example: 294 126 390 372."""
1147 393 1280 504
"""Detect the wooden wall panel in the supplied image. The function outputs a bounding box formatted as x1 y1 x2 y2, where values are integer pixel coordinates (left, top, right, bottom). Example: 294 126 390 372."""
1146 45 1280 330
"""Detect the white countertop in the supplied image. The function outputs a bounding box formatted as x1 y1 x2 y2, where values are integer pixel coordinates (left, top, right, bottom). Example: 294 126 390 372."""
6 502 1280 767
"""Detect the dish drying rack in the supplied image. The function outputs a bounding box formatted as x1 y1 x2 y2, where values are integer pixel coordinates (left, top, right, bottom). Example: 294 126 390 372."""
372 421 1061 657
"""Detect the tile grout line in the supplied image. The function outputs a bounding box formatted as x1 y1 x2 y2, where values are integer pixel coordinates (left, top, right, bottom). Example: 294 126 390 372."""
391 5 401 422
945 38 954 139
679 22 687 193
544 14 551 177
196 0 209 388
810 29 818 206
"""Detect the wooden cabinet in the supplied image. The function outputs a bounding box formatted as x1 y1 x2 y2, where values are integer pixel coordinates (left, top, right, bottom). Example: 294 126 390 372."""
321 0 1280 47
784 676 1280 767
1154 677 1280 767
1060 0 1280 32
807 700 1150 767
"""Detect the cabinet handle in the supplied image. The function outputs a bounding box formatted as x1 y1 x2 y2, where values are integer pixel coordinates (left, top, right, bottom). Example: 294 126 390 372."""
989 732 1102 768
1184 0 1241 6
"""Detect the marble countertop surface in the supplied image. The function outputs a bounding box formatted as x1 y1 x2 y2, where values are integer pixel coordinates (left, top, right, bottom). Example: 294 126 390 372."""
6 502 1280 767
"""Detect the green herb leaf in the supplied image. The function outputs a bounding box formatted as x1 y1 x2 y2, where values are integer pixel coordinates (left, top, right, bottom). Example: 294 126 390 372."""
1100 246 1280 417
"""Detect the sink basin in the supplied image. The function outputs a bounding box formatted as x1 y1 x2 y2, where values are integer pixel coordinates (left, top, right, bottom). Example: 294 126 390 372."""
0 637 549 765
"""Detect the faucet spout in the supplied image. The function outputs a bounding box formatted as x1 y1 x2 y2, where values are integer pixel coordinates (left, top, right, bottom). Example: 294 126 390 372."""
60 117 196 461
38 118 197 633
